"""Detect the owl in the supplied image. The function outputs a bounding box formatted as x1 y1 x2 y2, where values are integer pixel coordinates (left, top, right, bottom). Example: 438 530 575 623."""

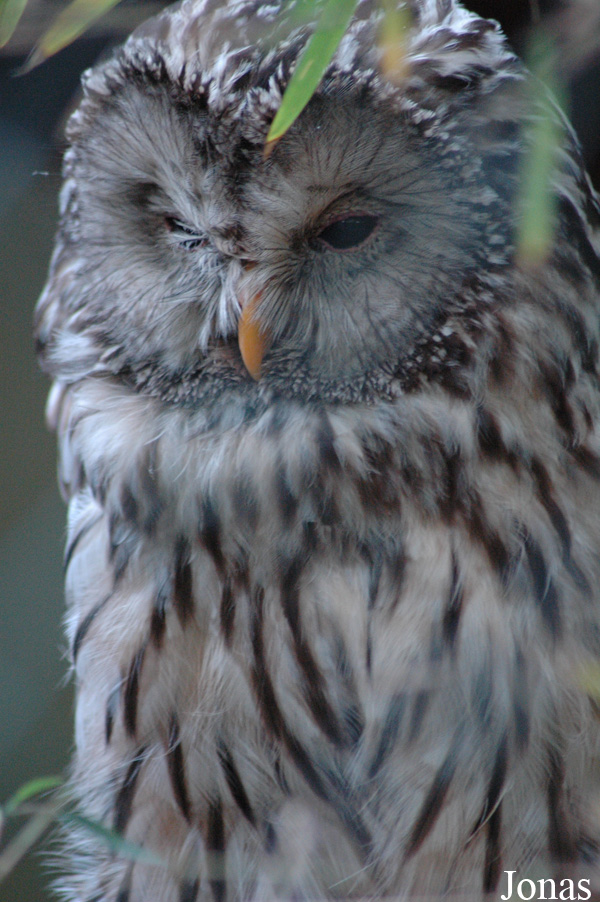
34 0 600 899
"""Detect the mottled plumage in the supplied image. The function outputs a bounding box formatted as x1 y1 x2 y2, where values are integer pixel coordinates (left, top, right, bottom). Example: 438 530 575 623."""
35 1 600 899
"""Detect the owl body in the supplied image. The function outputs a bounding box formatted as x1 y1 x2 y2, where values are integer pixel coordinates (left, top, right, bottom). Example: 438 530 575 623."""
36 1 600 899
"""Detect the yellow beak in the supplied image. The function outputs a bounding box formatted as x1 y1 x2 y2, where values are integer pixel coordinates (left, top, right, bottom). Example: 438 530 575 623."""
238 291 269 381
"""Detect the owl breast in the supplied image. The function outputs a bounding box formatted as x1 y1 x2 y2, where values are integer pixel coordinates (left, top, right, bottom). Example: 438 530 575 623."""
61 297 600 896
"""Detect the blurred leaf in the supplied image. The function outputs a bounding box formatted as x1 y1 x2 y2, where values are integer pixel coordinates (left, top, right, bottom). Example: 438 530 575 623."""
288 0 323 26
0 0 28 48
579 661 600 699
516 34 565 267
62 812 166 867
24 0 122 70
0 779 164 882
0 800 62 882
378 0 411 82
2 776 64 817
266 0 358 147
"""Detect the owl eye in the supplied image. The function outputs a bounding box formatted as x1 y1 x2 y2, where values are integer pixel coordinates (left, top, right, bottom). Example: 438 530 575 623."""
317 214 379 251
164 216 208 250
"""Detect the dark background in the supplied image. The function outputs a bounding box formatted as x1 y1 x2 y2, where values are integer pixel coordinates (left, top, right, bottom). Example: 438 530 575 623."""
0 1 599 899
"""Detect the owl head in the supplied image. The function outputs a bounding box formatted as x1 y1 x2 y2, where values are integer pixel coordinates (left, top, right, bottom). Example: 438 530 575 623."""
34 0 592 409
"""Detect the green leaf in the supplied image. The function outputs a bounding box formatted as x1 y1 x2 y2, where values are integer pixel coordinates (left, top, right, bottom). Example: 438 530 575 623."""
24 0 122 70
0 801 62 882
0 0 27 48
62 813 166 868
579 662 600 699
288 0 324 26
3 776 64 817
516 35 565 266
378 0 412 82
266 0 359 146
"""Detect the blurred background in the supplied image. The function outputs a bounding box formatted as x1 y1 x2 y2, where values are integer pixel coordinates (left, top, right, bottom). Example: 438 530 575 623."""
0 0 599 899
0 5 169 899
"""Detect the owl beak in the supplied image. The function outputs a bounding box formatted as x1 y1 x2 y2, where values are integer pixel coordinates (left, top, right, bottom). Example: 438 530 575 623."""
238 290 269 381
